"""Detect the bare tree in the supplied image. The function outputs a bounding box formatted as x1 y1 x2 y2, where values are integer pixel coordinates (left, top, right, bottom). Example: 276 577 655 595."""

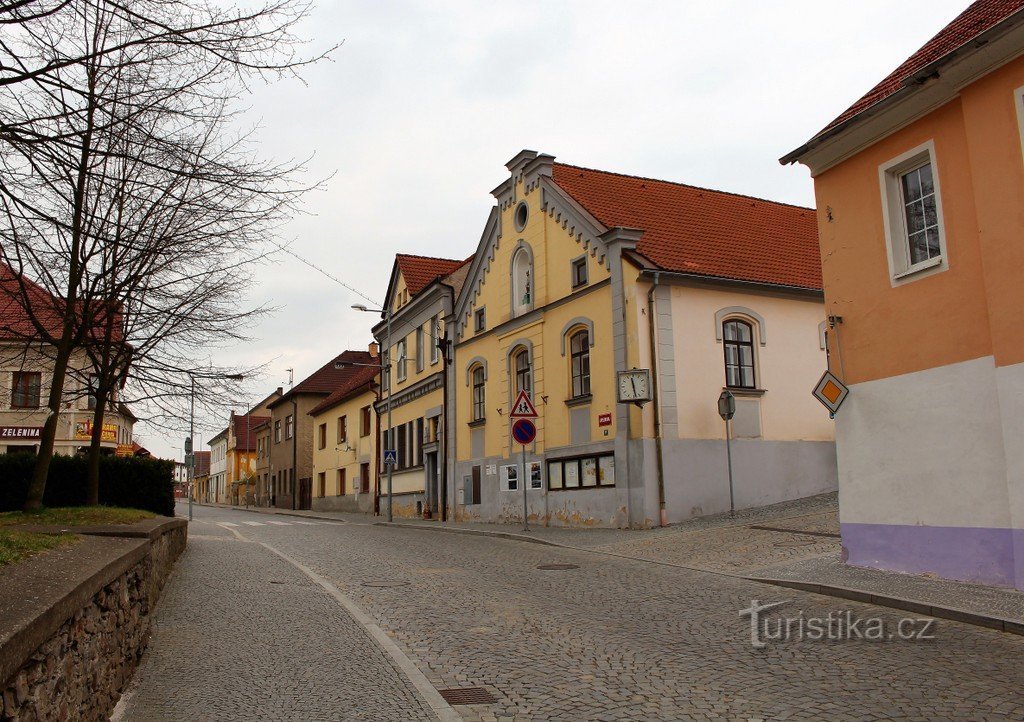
0 0 329 509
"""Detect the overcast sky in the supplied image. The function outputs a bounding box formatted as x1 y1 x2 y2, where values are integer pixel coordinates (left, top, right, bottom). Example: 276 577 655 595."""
140 0 968 460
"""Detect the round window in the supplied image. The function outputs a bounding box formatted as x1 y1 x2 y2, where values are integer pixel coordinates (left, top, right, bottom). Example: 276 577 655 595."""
514 201 529 231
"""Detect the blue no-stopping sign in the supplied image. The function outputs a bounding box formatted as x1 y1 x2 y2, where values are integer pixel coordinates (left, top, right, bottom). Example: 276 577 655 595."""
511 418 536 445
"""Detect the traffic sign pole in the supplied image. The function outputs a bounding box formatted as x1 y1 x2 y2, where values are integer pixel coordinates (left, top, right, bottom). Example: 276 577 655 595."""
521 443 529 532
509 392 539 532
718 390 736 518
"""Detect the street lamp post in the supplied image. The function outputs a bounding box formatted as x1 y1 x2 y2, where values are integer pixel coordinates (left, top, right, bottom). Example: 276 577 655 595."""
349 303 393 523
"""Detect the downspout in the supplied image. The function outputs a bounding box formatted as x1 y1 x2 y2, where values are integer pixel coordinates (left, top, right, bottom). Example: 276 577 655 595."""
292 397 298 510
374 379 382 516
647 272 668 527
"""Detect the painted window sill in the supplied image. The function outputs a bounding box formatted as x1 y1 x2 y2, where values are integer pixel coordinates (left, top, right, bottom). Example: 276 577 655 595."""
564 394 593 408
893 256 943 280
467 419 486 428
723 386 766 397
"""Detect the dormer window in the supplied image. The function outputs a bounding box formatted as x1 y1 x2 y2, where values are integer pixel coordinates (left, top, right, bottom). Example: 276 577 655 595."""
511 246 533 316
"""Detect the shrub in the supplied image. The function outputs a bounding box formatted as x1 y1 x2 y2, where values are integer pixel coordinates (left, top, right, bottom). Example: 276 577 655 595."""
0 454 174 516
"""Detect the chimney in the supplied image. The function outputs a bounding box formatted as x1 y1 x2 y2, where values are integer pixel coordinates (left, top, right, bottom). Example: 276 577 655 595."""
368 342 379 357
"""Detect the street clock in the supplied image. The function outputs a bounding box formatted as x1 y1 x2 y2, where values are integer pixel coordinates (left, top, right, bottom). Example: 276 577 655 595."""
617 369 652 406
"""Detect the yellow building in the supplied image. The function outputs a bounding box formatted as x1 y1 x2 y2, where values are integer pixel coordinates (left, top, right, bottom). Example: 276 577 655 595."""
309 364 379 513
224 388 280 505
372 254 471 518
451 151 835 527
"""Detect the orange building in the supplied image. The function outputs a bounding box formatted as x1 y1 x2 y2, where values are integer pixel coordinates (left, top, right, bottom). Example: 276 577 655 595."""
784 0 1024 588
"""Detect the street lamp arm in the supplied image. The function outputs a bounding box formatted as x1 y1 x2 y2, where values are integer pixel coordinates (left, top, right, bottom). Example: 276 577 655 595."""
334 361 387 370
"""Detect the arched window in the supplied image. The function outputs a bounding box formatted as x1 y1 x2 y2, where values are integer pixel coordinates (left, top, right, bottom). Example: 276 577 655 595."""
723 319 756 389
511 246 532 316
569 329 590 398
471 365 486 421
513 348 531 395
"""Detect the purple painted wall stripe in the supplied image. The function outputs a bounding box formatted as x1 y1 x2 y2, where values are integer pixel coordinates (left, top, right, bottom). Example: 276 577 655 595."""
841 522 1024 590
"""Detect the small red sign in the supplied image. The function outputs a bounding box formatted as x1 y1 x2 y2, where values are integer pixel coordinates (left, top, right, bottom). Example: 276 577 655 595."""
598 413 612 427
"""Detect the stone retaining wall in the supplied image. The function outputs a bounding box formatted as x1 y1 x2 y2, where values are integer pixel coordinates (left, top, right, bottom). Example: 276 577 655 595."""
0 517 187 721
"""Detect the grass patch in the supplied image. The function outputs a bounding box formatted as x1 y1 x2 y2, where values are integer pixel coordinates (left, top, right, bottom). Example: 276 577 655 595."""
0 530 76 567
0 506 155 527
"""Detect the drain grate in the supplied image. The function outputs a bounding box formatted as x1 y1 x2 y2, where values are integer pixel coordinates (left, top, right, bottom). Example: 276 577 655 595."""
536 563 579 571
269 580 285 585
437 687 498 705
361 580 410 588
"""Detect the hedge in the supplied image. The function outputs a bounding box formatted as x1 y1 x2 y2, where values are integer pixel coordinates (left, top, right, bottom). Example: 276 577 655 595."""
0 453 174 516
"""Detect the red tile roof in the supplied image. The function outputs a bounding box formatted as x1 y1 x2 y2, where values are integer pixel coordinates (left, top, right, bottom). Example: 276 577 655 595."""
270 350 378 407
193 450 211 477
0 263 124 342
551 164 821 291
815 0 1024 140
232 414 269 452
396 254 469 297
308 364 379 416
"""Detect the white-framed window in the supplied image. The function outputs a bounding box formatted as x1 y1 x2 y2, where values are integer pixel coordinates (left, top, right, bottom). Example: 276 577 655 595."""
501 461 541 491
415 326 424 373
722 319 756 389
430 315 441 364
500 464 518 491
571 256 588 289
395 338 408 382
879 140 948 283
470 365 485 422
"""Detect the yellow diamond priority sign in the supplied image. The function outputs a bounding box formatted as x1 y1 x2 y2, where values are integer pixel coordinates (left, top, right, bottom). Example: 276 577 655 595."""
812 370 849 414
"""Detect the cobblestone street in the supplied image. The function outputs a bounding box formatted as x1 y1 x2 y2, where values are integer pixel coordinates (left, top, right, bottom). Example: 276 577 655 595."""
118 502 1024 721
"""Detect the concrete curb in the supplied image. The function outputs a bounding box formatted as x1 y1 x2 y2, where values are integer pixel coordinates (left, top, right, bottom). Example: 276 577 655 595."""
375 521 562 547
748 576 1024 636
187 502 349 525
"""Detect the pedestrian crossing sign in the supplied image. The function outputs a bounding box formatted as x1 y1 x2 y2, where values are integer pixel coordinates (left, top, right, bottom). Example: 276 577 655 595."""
383 449 398 466
509 390 539 418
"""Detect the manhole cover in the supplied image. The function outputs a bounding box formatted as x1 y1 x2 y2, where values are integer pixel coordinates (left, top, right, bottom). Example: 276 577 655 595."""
536 563 579 571
361 580 410 588
437 687 498 705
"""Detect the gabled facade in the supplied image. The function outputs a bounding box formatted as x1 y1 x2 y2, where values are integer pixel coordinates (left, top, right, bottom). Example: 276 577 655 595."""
208 427 228 503
224 387 280 505
253 420 271 506
784 0 1024 588
267 349 376 509
309 364 379 512
372 254 471 519
451 151 835 527
191 450 211 501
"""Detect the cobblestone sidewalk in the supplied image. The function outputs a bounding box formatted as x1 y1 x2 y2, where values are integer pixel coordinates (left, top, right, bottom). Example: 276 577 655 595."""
114 525 436 721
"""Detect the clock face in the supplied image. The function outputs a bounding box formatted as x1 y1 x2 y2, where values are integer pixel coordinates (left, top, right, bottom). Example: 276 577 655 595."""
618 370 650 401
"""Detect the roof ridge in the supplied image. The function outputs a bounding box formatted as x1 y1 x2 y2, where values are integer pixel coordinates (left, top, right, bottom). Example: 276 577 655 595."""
396 252 464 263
553 162 815 212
